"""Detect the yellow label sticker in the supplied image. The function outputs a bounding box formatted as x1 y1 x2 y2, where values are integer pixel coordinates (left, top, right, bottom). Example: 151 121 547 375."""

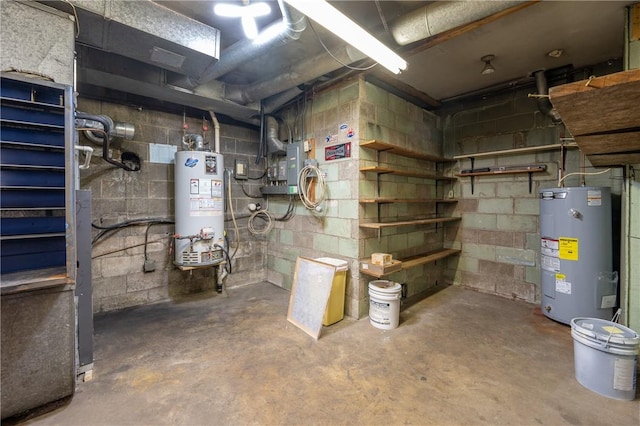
555 273 566 280
559 237 578 261
603 326 624 334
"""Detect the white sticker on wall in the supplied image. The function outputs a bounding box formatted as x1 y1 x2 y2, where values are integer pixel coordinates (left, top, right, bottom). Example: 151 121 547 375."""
149 143 177 164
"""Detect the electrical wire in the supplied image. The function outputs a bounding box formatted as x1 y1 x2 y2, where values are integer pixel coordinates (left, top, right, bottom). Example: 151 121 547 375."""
558 168 612 185
275 196 296 221
143 223 152 262
92 218 174 245
247 196 295 235
92 235 172 259
298 164 327 210
214 243 232 274
374 0 390 34
247 210 274 235
309 22 377 71
226 169 240 259
240 182 263 199
247 169 267 180
63 0 80 38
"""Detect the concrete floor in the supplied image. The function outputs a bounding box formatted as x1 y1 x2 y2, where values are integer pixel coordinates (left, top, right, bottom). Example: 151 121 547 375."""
16 282 640 425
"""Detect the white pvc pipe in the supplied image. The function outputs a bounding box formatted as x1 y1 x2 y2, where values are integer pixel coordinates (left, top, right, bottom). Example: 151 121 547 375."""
209 111 220 153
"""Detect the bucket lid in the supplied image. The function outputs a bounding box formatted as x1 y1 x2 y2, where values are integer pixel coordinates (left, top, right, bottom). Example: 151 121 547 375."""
315 257 348 271
571 318 640 346
369 280 402 292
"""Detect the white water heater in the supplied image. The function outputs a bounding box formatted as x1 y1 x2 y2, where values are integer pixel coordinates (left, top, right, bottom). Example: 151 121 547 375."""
539 186 617 324
174 150 225 267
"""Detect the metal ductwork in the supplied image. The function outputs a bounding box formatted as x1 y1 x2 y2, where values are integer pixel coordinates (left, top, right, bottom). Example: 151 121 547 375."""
266 115 286 155
46 0 220 77
390 1 523 46
223 45 366 105
533 70 562 124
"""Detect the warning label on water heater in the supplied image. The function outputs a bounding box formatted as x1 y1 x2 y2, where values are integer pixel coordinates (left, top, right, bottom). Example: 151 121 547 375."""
555 273 571 295
541 255 560 272
188 179 223 216
587 190 602 206
541 238 560 272
559 237 578 261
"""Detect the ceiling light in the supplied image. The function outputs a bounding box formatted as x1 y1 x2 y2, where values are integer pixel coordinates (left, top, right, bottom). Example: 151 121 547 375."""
481 55 496 75
214 2 271 40
283 0 407 74
547 49 563 58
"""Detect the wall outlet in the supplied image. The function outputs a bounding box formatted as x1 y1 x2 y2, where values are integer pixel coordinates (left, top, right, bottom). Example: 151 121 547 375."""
303 139 311 152
234 159 248 180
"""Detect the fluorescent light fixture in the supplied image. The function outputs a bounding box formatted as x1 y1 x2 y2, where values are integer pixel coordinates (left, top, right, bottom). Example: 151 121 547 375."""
214 2 271 40
241 15 259 39
283 0 407 74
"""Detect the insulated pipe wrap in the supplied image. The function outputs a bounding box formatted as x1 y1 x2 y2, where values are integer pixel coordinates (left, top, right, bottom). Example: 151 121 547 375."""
227 45 365 105
391 1 523 46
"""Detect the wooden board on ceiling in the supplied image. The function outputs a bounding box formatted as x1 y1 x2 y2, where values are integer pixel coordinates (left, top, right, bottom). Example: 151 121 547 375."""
574 132 639 155
587 153 640 167
549 68 640 165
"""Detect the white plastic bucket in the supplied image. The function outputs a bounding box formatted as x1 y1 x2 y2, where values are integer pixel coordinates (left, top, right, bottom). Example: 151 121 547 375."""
368 280 402 330
570 317 640 400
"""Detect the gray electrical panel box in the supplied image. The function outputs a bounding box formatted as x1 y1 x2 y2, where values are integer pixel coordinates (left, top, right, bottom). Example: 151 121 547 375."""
286 142 303 192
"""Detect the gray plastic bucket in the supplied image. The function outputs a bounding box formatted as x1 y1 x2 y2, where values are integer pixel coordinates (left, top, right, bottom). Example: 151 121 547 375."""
570 317 640 400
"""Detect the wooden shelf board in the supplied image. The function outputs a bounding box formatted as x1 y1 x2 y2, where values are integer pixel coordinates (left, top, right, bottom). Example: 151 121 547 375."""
401 249 461 270
358 248 461 277
453 143 577 159
360 139 451 162
360 165 455 180
359 217 460 229
456 166 546 177
359 198 458 204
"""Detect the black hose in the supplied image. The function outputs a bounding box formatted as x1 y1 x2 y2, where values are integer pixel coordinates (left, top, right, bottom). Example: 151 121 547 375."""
214 243 232 275
240 182 263 199
92 218 174 245
256 100 265 164
247 169 267 180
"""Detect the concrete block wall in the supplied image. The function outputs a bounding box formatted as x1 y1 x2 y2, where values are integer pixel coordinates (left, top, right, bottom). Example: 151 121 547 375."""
625 166 640 331
441 88 622 303
359 81 453 301
78 98 266 312
266 78 365 317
